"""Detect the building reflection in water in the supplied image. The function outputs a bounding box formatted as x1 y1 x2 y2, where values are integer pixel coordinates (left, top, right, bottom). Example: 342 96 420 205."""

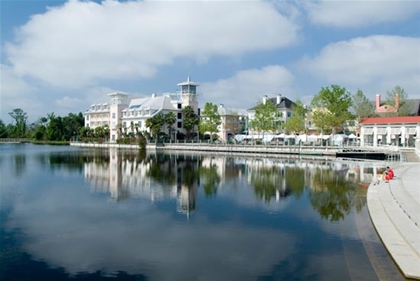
84 149 199 217
83 149 387 220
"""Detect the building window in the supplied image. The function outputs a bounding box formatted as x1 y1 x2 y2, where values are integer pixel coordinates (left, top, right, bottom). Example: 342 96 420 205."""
112 135 115 140
123 122 126 128
112 113 115 119
177 121 182 128
86 115 89 120
178 103 182 109
177 112 182 119
138 121 142 128
287 112 291 117
86 123 89 127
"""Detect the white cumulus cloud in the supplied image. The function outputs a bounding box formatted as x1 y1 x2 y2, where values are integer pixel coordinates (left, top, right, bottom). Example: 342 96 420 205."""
5 0 300 89
298 35 420 97
303 0 420 27
200 65 295 109
0 64 45 121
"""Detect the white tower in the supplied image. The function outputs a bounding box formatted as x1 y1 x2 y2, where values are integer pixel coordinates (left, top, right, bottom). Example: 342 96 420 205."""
177 76 199 113
108 92 129 142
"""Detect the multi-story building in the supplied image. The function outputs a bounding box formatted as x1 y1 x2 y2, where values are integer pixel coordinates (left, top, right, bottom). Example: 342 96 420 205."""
84 77 200 142
84 92 130 134
247 94 296 133
217 104 248 141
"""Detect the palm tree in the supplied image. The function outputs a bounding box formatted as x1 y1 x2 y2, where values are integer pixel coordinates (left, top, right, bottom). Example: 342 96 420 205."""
130 122 135 137
183 106 199 140
145 114 165 142
115 123 123 139
165 112 176 141
103 124 110 141
134 123 139 136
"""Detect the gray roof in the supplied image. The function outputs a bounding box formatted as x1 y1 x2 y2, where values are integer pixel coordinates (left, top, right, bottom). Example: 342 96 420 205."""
125 95 175 112
248 96 296 111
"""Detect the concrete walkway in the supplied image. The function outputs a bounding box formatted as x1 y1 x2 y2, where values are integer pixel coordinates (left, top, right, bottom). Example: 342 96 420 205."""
367 163 420 280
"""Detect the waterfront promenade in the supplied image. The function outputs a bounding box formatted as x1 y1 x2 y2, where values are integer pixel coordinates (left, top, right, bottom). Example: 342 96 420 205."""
367 163 420 280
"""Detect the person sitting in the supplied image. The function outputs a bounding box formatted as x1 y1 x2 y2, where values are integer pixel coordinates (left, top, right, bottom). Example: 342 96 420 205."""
386 166 394 179
384 171 391 183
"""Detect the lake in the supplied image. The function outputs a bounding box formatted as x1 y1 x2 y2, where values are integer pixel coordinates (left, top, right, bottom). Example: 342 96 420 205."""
0 143 407 281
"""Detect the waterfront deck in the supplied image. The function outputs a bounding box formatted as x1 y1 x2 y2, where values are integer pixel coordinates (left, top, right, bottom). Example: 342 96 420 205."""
69 142 405 161
155 142 338 157
367 163 420 279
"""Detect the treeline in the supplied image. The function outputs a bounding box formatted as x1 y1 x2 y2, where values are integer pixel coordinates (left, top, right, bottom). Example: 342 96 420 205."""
0 85 413 142
0 109 86 141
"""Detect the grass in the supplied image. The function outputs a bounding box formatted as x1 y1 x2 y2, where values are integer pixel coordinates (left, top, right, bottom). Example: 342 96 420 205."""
30 140 70 145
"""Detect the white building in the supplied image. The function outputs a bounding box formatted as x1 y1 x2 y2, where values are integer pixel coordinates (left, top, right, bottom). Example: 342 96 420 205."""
84 77 200 142
217 104 248 141
359 116 420 147
247 94 296 133
84 92 130 134
120 93 179 139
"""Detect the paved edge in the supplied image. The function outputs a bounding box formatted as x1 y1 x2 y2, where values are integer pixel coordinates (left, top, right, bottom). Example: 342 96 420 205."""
367 164 420 280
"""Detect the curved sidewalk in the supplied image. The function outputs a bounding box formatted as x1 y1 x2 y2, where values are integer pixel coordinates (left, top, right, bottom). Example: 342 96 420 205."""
367 163 420 280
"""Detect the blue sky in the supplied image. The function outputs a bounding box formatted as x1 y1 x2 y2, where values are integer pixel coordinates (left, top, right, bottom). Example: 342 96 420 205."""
1 0 420 123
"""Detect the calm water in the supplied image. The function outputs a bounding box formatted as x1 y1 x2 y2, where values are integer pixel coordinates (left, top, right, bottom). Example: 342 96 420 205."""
0 144 407 281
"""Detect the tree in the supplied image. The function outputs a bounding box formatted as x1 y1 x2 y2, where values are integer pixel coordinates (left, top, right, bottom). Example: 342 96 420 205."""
351 89 375 122
164 112 177 141
129 121 135 137
0 119 8 138
310 85 354 137
385 86 413 116
32 123 46 140
80 126 93 139
284 100 306 134
62 112 84 141
115 123 123 139
9 108 28 138
223 111 243 136
145 114 164 142
46 112 64 141
183 106 200 140
250 100 278 135
199 102 221 142
94 126 105 139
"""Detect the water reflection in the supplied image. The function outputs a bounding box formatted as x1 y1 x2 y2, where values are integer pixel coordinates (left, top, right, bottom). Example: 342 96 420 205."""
79 149 372 220
309 167 360 221
1 145 399 281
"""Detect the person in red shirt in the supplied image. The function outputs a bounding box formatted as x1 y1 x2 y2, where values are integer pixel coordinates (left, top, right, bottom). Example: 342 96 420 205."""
386 166 394 179
384 171 391 182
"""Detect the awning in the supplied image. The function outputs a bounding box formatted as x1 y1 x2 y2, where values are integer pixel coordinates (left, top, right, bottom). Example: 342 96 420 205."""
390 128 401 135
376 127 387 134
363 128 373 135
407 127 417 135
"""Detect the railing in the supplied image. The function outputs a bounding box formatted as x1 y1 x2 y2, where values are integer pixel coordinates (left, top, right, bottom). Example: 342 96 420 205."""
0 138 30 143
